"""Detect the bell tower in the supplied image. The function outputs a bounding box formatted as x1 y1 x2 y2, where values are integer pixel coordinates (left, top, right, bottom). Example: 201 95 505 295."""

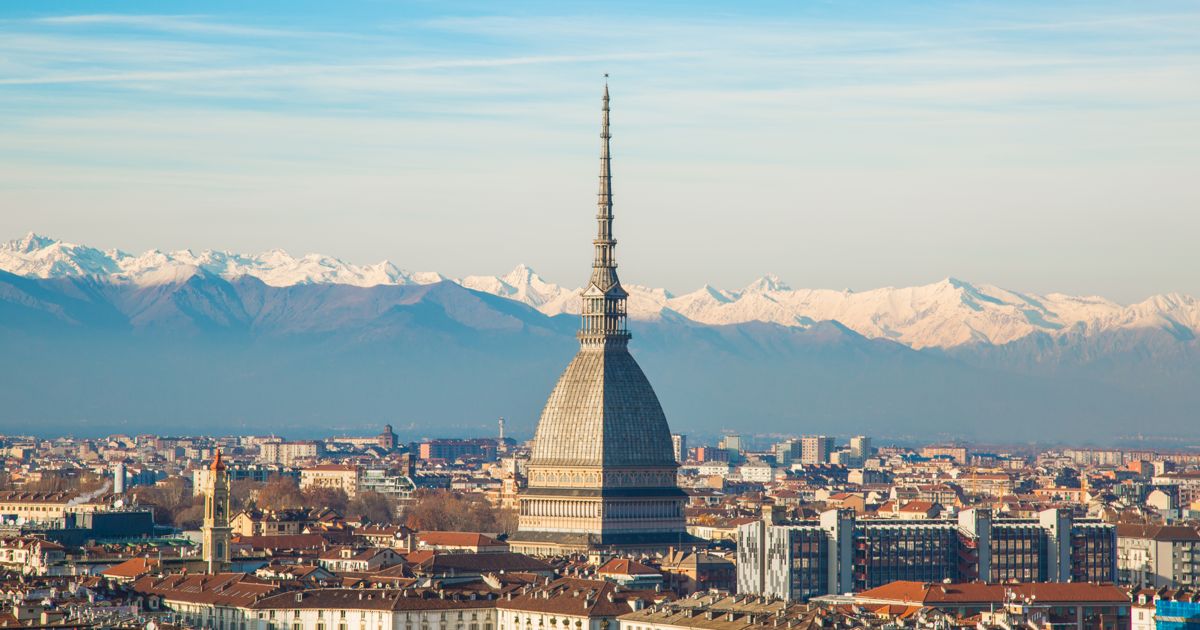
201 449 232 573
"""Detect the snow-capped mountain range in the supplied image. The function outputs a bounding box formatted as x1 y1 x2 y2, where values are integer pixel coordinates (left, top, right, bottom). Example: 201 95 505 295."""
3 232 1197 350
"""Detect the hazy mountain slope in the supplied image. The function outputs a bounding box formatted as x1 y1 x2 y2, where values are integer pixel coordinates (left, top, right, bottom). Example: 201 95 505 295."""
1 270 1196 440
2 233 1199 441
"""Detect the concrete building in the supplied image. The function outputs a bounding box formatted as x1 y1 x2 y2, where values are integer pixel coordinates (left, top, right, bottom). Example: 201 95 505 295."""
738 508 1117 601
849 436 871 459
773 439 802 466
418 439 499 462
1117 524 1200 588
719 434 743 457
800 436 834 465
509 84 689 555
671 434 687 463
258 440 322 465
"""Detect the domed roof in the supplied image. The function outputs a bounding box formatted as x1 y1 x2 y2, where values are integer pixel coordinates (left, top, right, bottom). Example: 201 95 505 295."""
531 347 676 468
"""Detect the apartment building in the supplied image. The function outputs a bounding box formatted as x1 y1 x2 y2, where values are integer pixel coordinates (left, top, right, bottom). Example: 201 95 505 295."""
1117 524 1200 588
738 508 1117 601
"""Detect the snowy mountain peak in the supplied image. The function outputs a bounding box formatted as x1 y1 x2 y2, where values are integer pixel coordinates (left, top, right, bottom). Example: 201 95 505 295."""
501 263 539 286
743 273 791 294
5 231 58 254
1 233 1197 351
0 234 443 289
461 264 573 309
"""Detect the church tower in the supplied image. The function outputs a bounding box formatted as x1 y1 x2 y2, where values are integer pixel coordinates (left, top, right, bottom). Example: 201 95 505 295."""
201 449 232 573
509 83 690 555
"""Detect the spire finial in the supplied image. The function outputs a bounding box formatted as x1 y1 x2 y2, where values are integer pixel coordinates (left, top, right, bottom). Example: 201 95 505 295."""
578 79 629 349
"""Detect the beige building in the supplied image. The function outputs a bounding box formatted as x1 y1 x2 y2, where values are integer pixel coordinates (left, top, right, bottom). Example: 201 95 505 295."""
301 464 362 498
800 436 834 465
0 490 118 524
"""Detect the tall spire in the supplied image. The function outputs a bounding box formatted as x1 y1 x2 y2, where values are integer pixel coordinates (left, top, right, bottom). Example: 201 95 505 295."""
579 78 629 349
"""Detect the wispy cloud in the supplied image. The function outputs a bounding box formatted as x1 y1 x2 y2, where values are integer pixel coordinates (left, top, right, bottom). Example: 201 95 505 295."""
32 13 313 38
2 2 1199 300
0 51 692 86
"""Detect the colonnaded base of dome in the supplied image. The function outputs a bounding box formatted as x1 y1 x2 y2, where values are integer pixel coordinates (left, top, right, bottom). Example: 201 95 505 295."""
506 529 707 556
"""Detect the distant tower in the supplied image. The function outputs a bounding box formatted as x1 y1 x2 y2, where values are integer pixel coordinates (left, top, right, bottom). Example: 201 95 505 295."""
498 417 506 441
201 450 232 574
378 424 397 451
113 462 126 494
671 434 687 464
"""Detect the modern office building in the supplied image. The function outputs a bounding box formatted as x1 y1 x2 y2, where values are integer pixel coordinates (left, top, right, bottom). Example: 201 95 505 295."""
738 507 1117 601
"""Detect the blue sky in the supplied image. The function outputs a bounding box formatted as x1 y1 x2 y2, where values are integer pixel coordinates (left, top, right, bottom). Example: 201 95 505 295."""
1 1 1198 302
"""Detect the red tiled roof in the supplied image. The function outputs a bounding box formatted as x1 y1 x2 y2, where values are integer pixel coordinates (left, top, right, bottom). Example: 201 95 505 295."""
499 577 669 616
857 581 1129 605
597 558 660 576
1116 524 1200 542
232 534 329 551
417 532 505 547
102 557 158 579
133 573 281 607
305 464 360 472
250 588 496 611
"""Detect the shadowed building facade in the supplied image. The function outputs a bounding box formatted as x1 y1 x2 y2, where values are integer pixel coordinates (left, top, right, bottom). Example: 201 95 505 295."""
508 84 691 555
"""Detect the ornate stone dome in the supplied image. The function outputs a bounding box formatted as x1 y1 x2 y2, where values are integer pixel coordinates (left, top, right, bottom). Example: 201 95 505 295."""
530 347 676 469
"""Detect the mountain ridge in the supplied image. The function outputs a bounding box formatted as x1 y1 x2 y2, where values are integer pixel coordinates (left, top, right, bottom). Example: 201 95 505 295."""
1 254 1197 439
5 232 1196 351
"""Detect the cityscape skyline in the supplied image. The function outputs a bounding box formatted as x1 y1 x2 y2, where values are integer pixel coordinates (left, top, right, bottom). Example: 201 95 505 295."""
2 4 1200 628
2 1 1198 303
